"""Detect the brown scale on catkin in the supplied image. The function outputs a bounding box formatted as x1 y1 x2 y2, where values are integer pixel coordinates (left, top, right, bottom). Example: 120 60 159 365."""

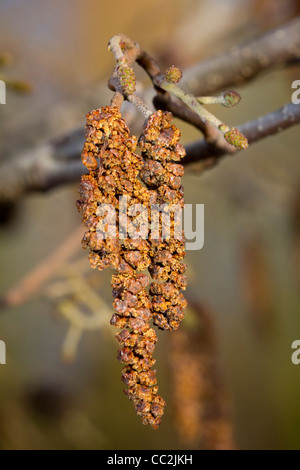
139 110 188 331
77 106 166 429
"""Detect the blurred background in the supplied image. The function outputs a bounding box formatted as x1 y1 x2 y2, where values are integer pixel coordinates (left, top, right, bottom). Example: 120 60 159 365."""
0 0 300 450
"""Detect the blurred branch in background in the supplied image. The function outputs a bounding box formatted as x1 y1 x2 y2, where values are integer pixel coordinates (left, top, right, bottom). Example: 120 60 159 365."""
0 127 85 202
168 301 235 450
45 262 112 362
0 17 299 202
0 225 113 361
181 16 300 95
0 226 84 308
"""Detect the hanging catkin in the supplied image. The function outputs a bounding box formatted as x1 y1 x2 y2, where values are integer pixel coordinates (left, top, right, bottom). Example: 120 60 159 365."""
139 110 187 331
77 106 187 429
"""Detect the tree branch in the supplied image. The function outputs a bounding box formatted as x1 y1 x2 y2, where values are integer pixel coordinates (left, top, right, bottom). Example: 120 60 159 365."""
0 126 85 200
108 34 248 146
181 17 300 95
0 226 84 308
0 103 298 201
184 103 300 171
1 19 300 201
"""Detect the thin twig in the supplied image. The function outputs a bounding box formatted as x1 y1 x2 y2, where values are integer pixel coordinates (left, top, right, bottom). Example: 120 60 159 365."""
110 35 247 147
110 90 124 108
153 92 215 137
0 226 84 308
46 270 113 362
184 102 300 170
154 74 229 131
108 34 153 117
127 93 152 118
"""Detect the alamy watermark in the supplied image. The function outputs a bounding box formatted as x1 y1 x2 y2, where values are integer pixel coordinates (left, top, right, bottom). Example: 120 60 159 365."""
291 340 300 365
0 79 6 104
291 80 300 105
95 197 204 250
0 340 6 364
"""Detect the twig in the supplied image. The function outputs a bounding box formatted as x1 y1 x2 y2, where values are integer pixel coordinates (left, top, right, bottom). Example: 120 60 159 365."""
155 73 229 131
110 90 124 109
108 35 242 140
127 93 152 118
153 92 216 137
108 34 154 118
0 226 84 308
184 102 300 170
46 269 113 362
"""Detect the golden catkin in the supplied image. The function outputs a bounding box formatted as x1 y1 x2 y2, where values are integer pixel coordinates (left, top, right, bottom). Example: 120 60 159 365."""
139 111 187 331
77 106 187 429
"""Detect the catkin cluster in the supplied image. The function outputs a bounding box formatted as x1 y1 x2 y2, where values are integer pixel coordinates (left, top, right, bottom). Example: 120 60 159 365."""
77 106 187 429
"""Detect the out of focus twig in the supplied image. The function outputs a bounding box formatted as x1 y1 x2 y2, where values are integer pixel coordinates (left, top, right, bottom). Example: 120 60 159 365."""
181 16 300 95
0 226 84 308
45 265 112 362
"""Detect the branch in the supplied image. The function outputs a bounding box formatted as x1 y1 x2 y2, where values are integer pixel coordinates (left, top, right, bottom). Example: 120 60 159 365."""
0 226 84 308
1 19 300 201
108 35 248 148
0 103 299 201
0 102 298 202
108 34 153 117
181 17 300 95
49 272 112 362
153 72 248 149
0 126 85 201
184 103 300 170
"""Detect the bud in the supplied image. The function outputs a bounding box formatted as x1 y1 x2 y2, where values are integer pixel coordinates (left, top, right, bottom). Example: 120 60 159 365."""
218 124 227 132
222 90 241 108
164 65 182 84
118 64 136 95
224 127 249 149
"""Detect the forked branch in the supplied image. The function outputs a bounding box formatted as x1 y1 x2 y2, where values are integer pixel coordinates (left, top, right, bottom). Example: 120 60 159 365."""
0 21 299 200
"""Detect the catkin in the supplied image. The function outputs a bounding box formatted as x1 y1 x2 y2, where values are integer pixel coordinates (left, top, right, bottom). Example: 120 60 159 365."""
139 111 187 331
77 106 187 429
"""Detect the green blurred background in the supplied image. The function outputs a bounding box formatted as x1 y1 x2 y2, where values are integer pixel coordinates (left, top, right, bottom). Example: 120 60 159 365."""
1 0 300 450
